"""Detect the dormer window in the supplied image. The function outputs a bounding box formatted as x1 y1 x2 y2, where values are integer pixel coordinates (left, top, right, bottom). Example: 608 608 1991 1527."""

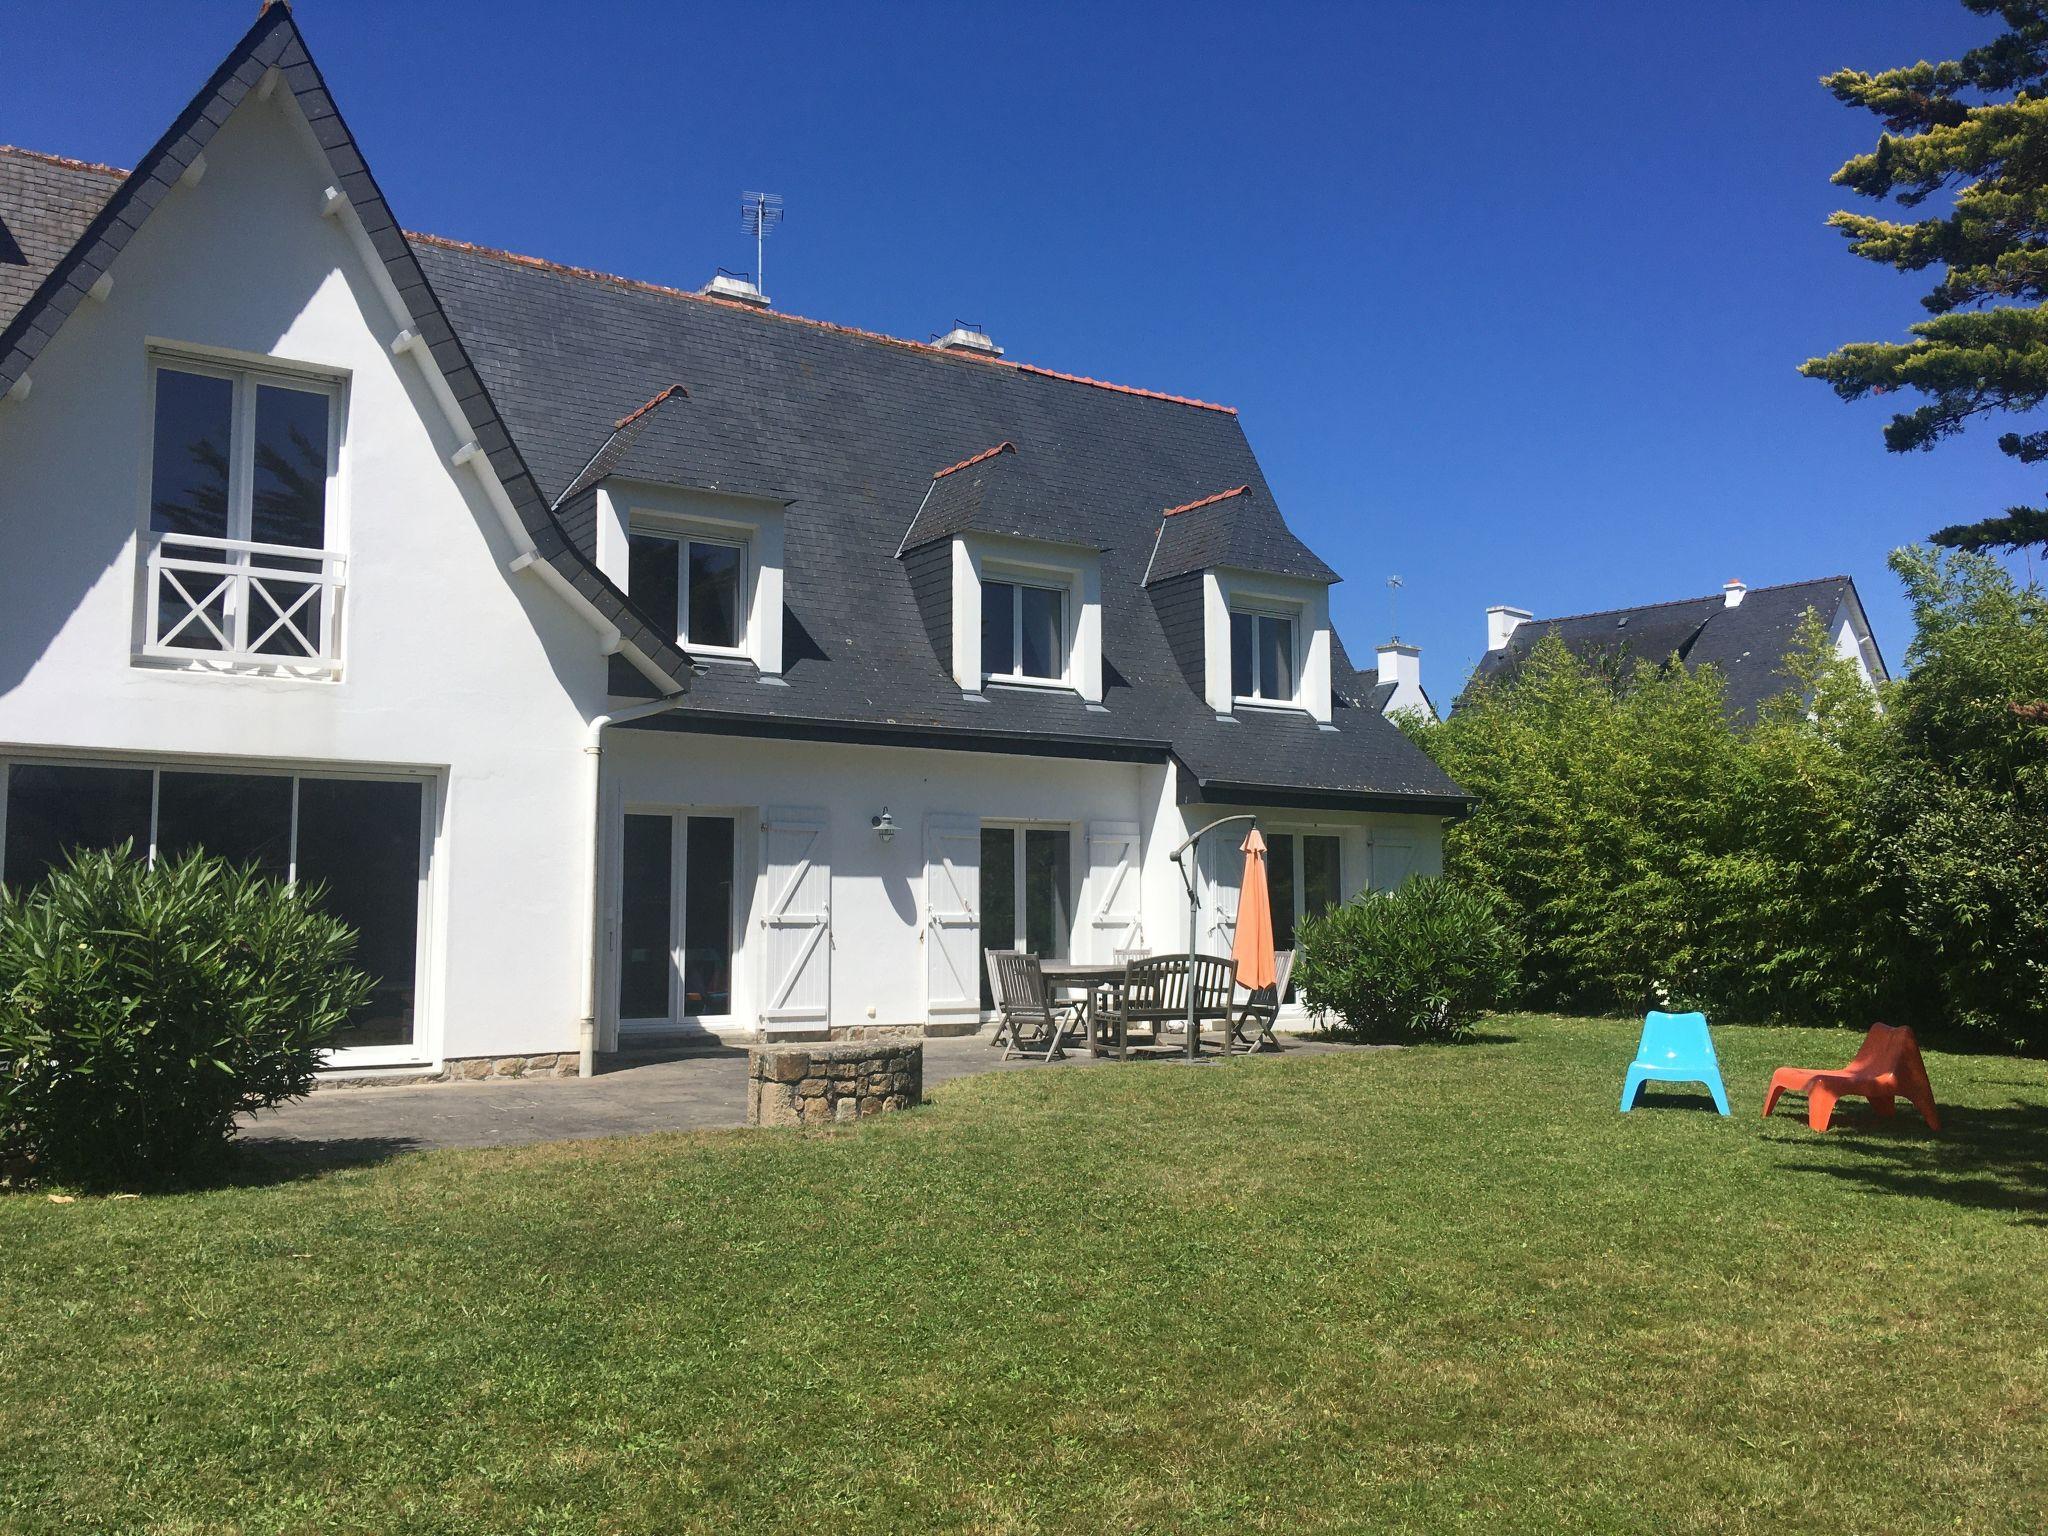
982 578 1067 683
1231 608 1297 704
628 528 746 653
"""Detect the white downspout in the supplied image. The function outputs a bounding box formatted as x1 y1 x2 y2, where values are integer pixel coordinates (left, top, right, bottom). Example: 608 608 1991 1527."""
579 693 687 1076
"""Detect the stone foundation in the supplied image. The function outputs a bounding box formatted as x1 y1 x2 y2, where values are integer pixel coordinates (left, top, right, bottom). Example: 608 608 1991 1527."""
316 1052 581 1090
747 1039 923 1128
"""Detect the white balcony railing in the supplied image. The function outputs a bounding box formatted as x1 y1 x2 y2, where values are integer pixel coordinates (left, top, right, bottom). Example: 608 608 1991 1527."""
142 532 347 676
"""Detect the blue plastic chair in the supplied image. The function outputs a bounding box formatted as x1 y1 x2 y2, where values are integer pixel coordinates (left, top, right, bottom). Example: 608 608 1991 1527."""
1619 1011 1730 1115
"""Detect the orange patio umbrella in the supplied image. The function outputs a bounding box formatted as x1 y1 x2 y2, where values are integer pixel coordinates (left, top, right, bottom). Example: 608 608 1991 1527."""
1232 827 1278 993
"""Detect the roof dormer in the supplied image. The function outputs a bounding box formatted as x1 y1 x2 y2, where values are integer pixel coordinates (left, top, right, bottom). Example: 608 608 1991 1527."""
897 442 1104 701
1142 485 1338 723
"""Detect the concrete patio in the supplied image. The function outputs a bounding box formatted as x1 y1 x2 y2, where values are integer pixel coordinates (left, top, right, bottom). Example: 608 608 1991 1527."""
239 1033 1361 1156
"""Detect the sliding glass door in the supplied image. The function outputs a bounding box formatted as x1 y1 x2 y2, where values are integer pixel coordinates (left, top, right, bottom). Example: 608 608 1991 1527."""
0 760 430 1061
617 810 739 1032
977 823 1073 1009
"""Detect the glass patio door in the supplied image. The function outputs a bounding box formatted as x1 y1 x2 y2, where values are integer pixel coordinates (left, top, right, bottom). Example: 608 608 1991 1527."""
1265 831 1342 1000
977 823 1073 1008
618 811 737 1031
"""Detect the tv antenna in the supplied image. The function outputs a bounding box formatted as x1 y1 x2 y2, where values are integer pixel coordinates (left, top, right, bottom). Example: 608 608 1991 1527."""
741 191 784 298
1386 574 1404 642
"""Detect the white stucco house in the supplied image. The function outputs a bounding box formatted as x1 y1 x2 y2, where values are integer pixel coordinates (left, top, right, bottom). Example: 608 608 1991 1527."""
0 6 1468 1079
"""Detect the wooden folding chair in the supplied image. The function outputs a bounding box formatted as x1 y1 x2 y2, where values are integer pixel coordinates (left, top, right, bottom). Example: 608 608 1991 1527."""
984 948 1016 1049
994 951 1079 1063
1230 948 1295 1053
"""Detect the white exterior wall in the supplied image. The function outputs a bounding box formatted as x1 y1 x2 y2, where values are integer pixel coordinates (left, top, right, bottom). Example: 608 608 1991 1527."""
0 91 609 1067
600 734 1445 1038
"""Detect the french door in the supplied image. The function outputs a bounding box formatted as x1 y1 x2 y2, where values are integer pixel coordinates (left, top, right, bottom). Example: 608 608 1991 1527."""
978 823 1073 1009
618 810 739 1032
1265 830 1342 1001
0 758 432 1066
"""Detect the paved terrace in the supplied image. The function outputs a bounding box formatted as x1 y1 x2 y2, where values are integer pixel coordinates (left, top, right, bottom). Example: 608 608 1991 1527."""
240 1034 1364 1156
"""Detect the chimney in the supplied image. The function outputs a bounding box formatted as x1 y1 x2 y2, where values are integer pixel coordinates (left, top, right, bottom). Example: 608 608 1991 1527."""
701 270 769 308
933 324 1002 358
1486 604 1532 652
1376 640 1424 714
1722 578 1747 608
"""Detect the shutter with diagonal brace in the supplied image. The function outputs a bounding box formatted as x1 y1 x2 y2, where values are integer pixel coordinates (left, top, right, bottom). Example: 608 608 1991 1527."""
924 813 982 1021
760 809 830 1026
1085 819 1143 960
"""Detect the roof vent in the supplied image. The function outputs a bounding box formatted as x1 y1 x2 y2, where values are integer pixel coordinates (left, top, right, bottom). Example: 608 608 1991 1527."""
701 268 769 308
933 321 1002 357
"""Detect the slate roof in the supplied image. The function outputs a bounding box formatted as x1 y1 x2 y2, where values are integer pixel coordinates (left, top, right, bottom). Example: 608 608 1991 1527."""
899 442 1100 554
0 148 120 331
0 4 692 693
1465 576 1884 722
0 8 1467 813
1144 484 1339 586
410 232 1467 809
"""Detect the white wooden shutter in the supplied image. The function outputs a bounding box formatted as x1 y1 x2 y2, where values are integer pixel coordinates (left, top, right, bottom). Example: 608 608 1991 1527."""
760 809 830 1026
1085 820 1142 960
1199 833 1241 956
1371 835 1417 894
924 813 982 1021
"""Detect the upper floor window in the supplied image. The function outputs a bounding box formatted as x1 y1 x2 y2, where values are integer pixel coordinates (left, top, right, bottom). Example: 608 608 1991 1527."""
982 578 1067 683
1231 608 1296 703
628 529 746 653
142 359 345 675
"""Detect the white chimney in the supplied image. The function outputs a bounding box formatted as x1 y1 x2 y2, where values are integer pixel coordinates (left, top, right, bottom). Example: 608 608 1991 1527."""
701 272 769 308
933 325 1002 357
1376 640 1426 716
1723 579 1747 608
1486 604 1532 652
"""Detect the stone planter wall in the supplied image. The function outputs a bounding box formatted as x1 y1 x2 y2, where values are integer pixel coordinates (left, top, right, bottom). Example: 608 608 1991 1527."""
748 1039 923 1127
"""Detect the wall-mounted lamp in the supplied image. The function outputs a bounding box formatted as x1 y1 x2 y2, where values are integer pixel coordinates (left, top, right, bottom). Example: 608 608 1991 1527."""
871 808 896 842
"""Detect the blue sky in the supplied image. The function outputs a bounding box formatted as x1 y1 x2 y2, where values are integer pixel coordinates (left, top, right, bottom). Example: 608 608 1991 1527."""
6 1 2036 695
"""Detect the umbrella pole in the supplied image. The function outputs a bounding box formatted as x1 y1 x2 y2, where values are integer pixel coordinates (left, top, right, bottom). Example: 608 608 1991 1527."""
1170 814 1257 1064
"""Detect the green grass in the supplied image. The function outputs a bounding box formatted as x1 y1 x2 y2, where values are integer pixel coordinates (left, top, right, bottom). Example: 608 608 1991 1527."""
4 1015 2047 1535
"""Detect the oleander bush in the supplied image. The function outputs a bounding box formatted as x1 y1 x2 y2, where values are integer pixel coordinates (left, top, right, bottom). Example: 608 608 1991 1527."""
1295 877 1519 1042
0 846 370 1188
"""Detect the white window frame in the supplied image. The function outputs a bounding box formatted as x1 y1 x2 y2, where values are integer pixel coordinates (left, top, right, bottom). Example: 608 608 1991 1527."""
138 352 349 677
627 521 751 658
0 751 438 1071
1231 602 1302 707
612 803 748 1034
981 575 1071 687
978 819 1080 1013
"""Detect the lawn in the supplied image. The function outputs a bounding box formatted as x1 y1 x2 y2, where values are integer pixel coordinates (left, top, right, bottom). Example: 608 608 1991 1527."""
3 1015 2046 1535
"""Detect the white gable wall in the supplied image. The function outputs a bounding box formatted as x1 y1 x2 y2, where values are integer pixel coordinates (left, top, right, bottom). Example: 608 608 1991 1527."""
0 90 609 1065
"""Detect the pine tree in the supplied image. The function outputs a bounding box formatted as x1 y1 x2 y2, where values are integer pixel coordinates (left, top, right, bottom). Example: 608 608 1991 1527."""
1800 2 2048 555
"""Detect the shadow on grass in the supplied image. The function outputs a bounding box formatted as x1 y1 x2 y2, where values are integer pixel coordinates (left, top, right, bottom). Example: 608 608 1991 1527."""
1777 1101 2048 1225
220 1134 424 1189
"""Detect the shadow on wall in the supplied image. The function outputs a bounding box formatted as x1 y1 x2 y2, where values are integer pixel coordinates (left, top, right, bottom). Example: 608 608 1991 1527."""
1779 1099 2048 1226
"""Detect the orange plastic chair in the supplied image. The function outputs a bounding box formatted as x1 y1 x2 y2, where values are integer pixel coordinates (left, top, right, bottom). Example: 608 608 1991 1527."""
1761 1022 1940 1133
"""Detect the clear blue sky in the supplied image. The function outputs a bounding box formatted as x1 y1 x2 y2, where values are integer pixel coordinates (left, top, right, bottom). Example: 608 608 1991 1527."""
6 1 2037 695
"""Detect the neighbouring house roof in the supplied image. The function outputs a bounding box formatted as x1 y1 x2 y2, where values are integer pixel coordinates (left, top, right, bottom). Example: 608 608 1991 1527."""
1465 576 1886 722
0 4 693 694
0 8 1467 813
0 147 122 327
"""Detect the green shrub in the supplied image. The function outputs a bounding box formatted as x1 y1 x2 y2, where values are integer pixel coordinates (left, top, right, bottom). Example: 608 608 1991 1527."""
0 845 371 1188
1294 877 1519 1042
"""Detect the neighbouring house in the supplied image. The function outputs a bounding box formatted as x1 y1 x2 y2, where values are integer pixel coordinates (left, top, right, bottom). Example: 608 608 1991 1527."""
1343 640 1435 722
0 6 1469 1079
1464 576 1889 720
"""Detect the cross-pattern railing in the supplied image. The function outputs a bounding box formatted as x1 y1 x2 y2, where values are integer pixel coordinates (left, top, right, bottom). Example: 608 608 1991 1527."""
143 532 347 675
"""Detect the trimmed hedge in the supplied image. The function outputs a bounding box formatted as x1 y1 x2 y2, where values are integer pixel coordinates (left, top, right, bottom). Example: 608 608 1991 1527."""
1295 877 1519 1043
